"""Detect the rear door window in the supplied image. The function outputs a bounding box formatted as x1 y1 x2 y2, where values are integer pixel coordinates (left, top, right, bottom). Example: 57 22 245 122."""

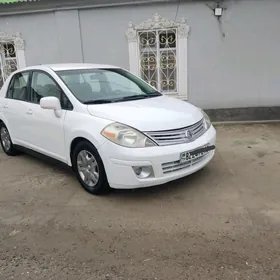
6 72 29 101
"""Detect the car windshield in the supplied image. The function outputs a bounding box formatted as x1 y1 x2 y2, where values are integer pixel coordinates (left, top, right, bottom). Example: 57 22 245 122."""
56 68 162 104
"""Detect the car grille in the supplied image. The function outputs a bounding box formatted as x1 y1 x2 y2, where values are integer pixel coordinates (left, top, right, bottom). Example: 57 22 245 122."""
144 118 206 146
162 146 212 174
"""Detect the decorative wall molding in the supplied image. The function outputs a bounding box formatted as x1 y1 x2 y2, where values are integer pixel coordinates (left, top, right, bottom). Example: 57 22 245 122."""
125 13 190 100
0 31 26 72
126 13 190 42
0 31 25 50
126 22 137 43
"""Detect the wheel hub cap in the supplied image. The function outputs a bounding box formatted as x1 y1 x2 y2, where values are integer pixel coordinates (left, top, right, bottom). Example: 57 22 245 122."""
77 150 99 187
0 127 11 151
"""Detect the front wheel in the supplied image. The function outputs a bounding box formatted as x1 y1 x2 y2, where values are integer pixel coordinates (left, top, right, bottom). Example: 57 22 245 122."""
72 140 110 195
0 123 18 156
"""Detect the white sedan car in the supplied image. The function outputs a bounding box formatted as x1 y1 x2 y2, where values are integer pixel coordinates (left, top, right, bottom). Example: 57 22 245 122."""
0 64 216 195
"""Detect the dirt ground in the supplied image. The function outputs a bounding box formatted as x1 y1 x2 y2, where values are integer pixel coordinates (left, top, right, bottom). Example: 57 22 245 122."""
0 124 280 280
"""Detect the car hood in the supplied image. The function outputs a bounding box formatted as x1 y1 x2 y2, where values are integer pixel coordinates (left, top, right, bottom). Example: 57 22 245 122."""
86 95 203 131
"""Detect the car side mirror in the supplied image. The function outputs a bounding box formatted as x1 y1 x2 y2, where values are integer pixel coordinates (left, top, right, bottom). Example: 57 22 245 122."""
40 96 62 118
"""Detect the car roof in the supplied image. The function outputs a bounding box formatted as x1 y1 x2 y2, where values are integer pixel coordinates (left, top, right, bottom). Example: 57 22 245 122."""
21 63 121 72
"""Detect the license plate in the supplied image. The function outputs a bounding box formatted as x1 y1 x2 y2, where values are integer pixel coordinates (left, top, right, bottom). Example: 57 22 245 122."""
180 145 215 163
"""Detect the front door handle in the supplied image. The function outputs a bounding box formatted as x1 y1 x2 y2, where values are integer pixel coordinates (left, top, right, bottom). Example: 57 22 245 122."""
3 104 8 109
27 109 33 115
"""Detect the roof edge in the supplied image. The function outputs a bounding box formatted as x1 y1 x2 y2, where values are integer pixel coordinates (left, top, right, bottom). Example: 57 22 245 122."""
0 0 182 15
0 0 38 4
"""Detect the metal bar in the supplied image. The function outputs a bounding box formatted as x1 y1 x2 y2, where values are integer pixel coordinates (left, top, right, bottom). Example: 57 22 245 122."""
156 30 160 92
0 43 5 87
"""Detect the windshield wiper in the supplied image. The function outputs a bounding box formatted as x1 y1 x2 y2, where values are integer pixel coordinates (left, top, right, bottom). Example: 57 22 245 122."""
84 96 146 104
147 92 162 97
118 94 150 101
84 99 114 104
84 92 161 104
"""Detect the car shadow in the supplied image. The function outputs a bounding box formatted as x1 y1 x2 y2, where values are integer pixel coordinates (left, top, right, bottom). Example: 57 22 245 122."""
108 166 213 199
17 149 218 200
105 152 226 202
17 148 74 175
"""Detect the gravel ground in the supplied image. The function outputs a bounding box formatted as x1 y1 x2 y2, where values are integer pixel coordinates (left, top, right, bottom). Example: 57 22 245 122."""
0 123 280 280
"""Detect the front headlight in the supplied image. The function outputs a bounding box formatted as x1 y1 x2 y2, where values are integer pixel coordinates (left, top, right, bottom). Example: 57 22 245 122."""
101 122 156 148
201 110 211 130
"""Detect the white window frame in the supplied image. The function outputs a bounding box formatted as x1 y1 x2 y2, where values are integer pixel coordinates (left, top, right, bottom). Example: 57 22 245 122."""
126 13 190 100
0 32 26 87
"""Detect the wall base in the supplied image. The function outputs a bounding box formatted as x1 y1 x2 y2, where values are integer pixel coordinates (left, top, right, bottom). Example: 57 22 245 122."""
205 106 280 122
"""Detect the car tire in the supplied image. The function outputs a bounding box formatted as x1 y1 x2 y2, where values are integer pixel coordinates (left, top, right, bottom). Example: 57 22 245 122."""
72 140 110 195
0 123 18 156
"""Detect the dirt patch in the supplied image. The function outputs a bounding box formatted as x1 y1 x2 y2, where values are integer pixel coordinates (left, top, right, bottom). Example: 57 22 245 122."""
0 123 280 279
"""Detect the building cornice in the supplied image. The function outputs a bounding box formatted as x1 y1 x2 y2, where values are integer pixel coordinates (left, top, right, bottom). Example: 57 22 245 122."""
0 0 190 16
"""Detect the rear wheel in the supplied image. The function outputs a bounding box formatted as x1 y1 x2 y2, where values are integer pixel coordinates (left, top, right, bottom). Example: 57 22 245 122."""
0 123 18 156
72 140 110 195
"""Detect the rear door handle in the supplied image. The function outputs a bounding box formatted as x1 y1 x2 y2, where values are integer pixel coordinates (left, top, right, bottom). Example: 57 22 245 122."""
27 109 33 115
3 104 8 108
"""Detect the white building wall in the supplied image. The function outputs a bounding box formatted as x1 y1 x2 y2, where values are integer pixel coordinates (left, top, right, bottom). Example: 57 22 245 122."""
0 0 279 109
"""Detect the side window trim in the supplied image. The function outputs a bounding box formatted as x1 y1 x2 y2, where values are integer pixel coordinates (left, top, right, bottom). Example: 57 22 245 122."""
27 70 33 102
30 70 73 111
6 75 16 99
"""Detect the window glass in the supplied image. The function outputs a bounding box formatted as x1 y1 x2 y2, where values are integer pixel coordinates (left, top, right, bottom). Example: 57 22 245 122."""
102 71 142 94
59 72 101 95
6 72 29 101
30 71 72 110
83 73 101 92
56 68 161 104
30 72 61 104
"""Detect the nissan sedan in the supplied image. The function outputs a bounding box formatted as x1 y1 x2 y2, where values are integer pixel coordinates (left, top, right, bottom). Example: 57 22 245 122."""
0 64 216 195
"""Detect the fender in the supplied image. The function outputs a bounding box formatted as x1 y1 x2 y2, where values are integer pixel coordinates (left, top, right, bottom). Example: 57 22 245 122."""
65 118 113 166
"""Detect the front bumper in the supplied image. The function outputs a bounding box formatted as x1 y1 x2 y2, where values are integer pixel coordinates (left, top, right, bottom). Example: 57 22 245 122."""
98 125 216 189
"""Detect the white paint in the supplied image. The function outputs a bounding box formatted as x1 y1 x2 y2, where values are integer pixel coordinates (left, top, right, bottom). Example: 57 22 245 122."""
86 95 202 131
127 34 139 76
0 63 216 190
16 49 26 69
40 96 63 118
1 1 280 109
